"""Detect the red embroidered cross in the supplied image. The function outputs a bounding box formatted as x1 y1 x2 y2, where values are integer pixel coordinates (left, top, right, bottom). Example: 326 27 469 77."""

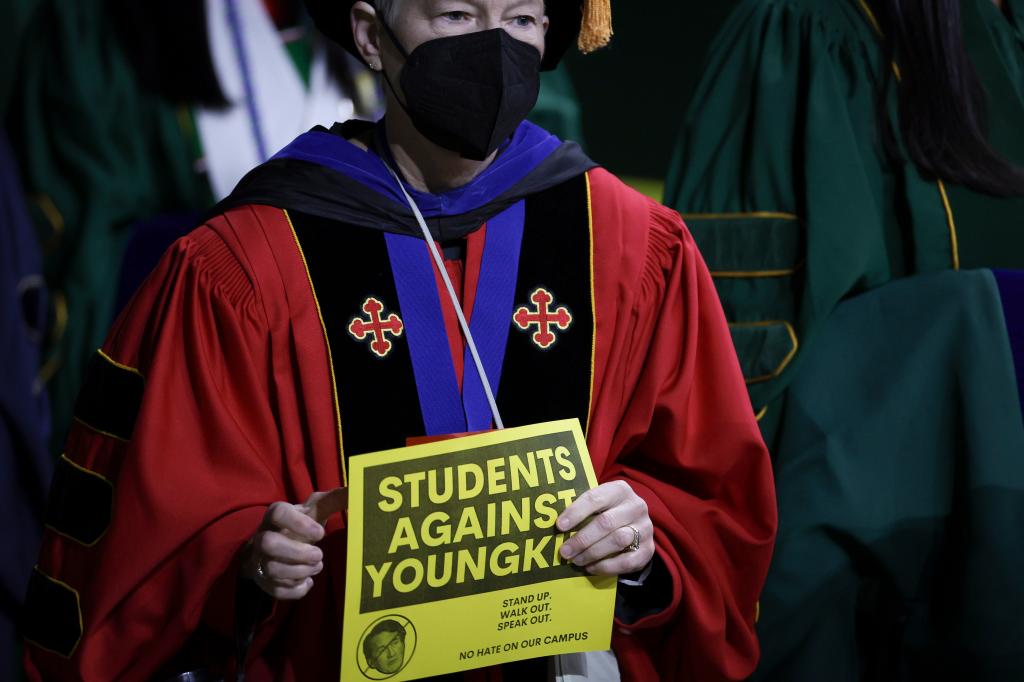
513 288 573 349
348 297 404 358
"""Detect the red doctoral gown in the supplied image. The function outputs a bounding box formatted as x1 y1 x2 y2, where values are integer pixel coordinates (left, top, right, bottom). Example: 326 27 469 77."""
25 168 776 681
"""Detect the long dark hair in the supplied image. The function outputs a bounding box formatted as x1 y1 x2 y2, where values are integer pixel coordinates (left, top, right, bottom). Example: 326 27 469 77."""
874 0 1024 197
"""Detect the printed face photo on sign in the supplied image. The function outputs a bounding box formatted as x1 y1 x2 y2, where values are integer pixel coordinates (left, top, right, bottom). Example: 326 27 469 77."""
341 422 617 680
358 615 417 679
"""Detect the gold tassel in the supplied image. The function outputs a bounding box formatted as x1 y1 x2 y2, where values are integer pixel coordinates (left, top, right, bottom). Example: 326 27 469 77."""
577 0 613 54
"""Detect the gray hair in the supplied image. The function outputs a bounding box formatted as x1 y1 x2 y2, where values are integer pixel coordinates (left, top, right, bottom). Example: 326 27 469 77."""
374 0 402 24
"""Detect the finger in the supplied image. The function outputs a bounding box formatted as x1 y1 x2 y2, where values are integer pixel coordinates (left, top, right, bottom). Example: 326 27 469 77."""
266 577 315 601
562 510 651 563
252 566 306 591
560 503 629 560
556 481 632 533
256 531 324 566
302 488 348 526
559 497 647 561
566 526 639 567
263 502 325 542
263 560 324 582
583 541 655 577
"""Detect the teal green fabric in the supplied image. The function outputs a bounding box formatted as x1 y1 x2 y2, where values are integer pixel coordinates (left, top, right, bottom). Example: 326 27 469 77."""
665 0 1024 444
666 1 1024 678
756 270 1024 680
10 0 210 454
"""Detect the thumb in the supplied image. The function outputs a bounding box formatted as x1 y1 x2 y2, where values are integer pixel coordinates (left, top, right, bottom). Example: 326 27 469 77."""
301 487 348 526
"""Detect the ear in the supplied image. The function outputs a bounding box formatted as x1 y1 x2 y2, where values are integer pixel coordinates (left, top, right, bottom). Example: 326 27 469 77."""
538 14 549 61
351 1 383 70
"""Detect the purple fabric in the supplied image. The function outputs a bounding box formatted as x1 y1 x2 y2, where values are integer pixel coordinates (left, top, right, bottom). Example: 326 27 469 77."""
994 269 1024 413
271 120 562 218
386 232 466 436
385 201 525 434
460 201 525 431
114 212 201 316
0 131 51 678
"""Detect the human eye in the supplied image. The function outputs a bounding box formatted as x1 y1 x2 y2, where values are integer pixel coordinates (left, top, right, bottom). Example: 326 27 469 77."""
441 10 471 22
513 14 537 27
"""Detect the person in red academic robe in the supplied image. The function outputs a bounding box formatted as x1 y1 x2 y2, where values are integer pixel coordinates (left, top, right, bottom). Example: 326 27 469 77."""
23 1 776 680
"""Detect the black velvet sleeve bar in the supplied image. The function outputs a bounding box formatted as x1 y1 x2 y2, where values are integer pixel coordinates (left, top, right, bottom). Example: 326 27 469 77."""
614 553 674 625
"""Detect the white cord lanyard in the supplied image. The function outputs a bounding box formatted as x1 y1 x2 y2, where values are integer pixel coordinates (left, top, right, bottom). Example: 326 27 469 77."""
385 164 506 431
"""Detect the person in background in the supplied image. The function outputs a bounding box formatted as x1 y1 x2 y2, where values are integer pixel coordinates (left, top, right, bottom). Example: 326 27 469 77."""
9 0 380 461
110 1 584 317
0 134 51 682
0 3 50 680
22 0 777 680
12 0 584 466
667 0 1024 679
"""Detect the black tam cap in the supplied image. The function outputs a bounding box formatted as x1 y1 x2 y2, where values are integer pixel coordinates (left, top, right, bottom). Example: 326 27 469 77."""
304 0 612 72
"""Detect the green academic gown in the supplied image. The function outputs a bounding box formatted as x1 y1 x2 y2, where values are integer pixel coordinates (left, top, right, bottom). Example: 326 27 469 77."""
667 0 1024 440
666 0 1024 678
759 270 1024 680
10 0 211 455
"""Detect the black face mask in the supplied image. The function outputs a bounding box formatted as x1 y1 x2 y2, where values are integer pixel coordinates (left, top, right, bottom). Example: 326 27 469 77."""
379 24 542 161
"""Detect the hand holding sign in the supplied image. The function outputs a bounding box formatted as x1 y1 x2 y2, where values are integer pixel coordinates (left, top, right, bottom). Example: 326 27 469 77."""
341 421 616 680
242 488 348 600
555 480 655 575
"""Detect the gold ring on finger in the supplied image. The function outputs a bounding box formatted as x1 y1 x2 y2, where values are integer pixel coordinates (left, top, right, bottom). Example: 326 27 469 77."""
625 525 641 552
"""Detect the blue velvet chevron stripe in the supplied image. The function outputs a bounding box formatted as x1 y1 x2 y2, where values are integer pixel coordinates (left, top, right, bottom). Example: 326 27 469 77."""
994 269 1024 414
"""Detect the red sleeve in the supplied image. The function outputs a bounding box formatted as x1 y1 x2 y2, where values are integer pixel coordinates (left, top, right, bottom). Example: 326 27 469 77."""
25 223 288 681
586 169 778 682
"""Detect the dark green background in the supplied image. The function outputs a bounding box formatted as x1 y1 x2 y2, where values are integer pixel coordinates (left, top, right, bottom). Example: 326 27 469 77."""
564 2 740 180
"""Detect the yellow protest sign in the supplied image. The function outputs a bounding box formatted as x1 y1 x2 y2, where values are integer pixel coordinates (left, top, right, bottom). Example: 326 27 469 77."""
340 419 616 681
